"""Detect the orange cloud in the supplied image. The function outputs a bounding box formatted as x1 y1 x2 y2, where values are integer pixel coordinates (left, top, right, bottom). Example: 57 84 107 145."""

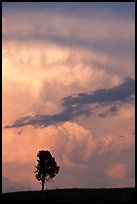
105 164 127 178
2 122 95 170
2 122 96 190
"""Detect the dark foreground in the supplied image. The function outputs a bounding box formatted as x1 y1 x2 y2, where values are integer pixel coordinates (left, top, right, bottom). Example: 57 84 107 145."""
2 188 135 203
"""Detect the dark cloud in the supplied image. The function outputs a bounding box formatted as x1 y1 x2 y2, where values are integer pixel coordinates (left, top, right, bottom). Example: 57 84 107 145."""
5 104 91 128
3 29 135 61
63 77 135 106
98 105 119 118
5 77 135 128
3 2 135 60
2 2 134 20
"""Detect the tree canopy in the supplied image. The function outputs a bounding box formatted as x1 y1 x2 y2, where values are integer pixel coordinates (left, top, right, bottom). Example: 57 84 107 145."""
35 150 60 191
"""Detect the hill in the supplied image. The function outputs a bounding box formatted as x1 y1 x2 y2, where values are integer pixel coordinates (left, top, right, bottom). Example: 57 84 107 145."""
2 188 135 203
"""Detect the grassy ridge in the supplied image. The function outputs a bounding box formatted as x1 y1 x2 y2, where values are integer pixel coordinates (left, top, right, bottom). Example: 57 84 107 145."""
2 188 135 203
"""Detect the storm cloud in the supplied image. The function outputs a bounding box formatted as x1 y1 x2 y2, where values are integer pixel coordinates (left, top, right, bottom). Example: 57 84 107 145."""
98 105 119 118
63 77 135 106
5 104 91 128
3 2 135 192
5 77 135 128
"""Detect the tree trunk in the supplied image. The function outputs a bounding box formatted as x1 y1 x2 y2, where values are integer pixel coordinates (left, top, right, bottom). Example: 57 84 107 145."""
41 180 44 191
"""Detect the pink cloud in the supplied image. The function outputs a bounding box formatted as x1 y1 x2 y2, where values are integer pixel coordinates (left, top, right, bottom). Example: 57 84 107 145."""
2 121 135 192
62 153 89 170
2 122 96 191
105 163 127 178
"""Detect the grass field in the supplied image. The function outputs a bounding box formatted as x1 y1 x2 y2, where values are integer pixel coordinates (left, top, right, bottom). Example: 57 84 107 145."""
2 188 135 203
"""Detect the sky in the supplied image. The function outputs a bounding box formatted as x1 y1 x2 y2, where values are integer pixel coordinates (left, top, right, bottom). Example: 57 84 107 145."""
2 2 135 193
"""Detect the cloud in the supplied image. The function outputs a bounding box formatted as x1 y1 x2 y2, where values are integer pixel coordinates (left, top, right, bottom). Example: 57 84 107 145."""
2 2 134 18
98 105 119 118
63 77 135 106
2 122 135 191
3 39 128 130
62 153 89 170
2 4 135 62
2 3 135 191
96 133 134 156
3 122 96 164
105 164 127 178
4 105 91 128
3 7 134 40
2 122 97 190
5 77 135 128
2 176 28 193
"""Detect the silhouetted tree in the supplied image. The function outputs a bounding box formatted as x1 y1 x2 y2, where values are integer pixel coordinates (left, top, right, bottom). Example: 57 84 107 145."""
35 150 60 191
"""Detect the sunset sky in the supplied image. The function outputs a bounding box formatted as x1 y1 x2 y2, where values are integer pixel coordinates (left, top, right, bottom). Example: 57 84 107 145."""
2 2 135 193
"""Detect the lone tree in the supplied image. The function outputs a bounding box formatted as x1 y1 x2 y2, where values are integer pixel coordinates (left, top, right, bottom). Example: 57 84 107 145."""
35 150 60 191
